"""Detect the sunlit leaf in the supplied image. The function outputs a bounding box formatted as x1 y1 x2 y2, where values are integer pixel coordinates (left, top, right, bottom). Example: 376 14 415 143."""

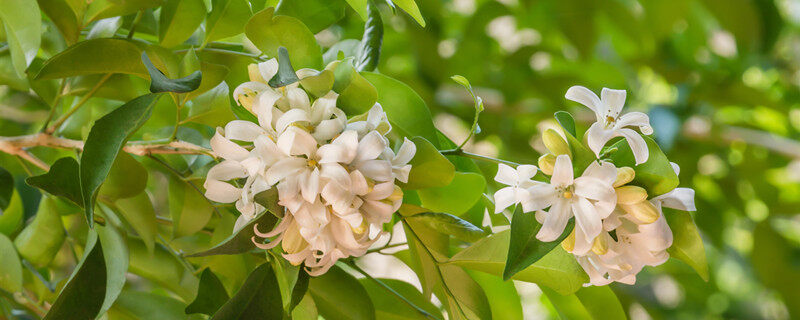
359 278 442 320
665 209 708 281
0 233 22 293
204 0 252 44
402 136 454 190
99 152 148 200
114 192 158 253
504 205 575 280
35 38 147 80
245 7 323 69
14 196 66 268
160 0 206 47
0 0 41 77
608 135 679 196
275 0 346 33
418 172 486 216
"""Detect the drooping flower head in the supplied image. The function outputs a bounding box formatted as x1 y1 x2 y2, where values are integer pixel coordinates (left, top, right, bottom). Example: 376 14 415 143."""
204 59 415 275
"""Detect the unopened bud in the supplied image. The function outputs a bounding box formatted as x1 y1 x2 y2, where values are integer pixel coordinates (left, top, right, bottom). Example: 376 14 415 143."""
538 153 556 175
248 64 265 83
282 224 308 255
561 229 576 252
621 201 659 224
542 129 571 156
614 167 635 187
387 185 404 202
591 234 608 255
616 185 648 205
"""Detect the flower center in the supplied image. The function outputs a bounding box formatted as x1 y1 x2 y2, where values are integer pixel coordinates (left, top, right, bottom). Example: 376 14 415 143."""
307 159 318 167
605 115 616 128
557 185 575 199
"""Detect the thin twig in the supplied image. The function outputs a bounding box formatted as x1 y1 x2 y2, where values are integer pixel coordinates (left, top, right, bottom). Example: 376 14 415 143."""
440 148 521 166
47 73 113 134
0 133 215 158
345 260 440 320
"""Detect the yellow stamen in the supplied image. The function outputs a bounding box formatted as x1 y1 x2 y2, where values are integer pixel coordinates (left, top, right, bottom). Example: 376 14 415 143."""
306 159 318 167
387 186 404 202
352 220 368 235
562 191 573 199
615 185 647 205
614 167 635 187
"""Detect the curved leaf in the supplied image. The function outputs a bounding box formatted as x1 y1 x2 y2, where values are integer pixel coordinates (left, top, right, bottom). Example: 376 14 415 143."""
0 190 23 236
358 278 442 320
308 265 375 320
554 111 576 137
42 231 106 320
168 177 213 238
267 47 301 88
159 0 206 47
115 192 158 253
504 206 575 281
143 52 202 93
38 0 81 44
0 166 13 210
205 0 252 44
35 39 147 80
26 157 83 207
402 136 454 190
0 0 41 77
361 72 439 144
275 0 346 33
13 196 66 268
665 209 708 281
418 172 486 216
245 7 323 69
407 211 487 242
186 268 230 316
607 135 679 196
390 0 425 26
187 212 278 257
99 152 148 200
355 0 383 72
0 233 22 293
211 263 283 320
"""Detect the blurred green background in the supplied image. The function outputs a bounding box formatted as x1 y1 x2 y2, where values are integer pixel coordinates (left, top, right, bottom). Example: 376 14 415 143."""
1 0 799 319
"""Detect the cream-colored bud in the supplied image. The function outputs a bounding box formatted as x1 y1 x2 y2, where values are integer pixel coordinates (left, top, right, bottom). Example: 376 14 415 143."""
282 223 308 255
248 64 265 83
620 201 659 224
538 153 556 175
561 229 576 252
542 129 571 156
615 185 648 205
614 167 635 187
591 234 608 255
387 185 404 202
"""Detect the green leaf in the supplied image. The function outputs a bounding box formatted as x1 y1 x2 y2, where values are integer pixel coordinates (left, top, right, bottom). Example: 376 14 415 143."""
186 82 236 127
439 264 492 320
168 177 213 238
86 16 122 39
308 265 376 320
467 270 524 320
358 278 442 320
362 72 439 144
448 230 588 295
607 135 679 196
665 209 708 281
26 157 83 207
245 7 323 69
402 136 454 190
187 212 278 257
211 263 283 320
504 206 575 280
95 221 129 316
344 0 368 20
292 293 319 320
390 0 425 26
84 0 160 22
407 211 487 242
0 233 22 293
328 59 377 113
37 0 80 44
13 196 66 268
142 52 202 93
274 0 346 33
186 268 230 316
109 290 188 320
299 69 335 98
0 166 13 210
541 286 626 320
35 38 147 80
267 47 301 88
554 111 577 137
418 172 486 216
114 192 158 253
128 238 196 300
205 0 252 44
186 61 230 101
355 0 383 72
80 93 162 227
564 130 596 175
159 0 206 47
0 190 23 236
99 152 148 200
0 0 41 77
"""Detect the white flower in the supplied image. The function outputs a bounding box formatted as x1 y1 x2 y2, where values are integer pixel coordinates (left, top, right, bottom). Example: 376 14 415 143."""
346 103 391 137
492 164 541 213
529 155 617 255
565 86 653 165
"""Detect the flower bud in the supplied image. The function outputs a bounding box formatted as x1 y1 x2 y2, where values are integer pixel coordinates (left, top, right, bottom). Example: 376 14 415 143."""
538 153 556 175
591 234 608 255
615 185 647 205
561 229 576 252
542 129 571 156
620 201 659 224
614 167 635 187
282 224 308 255
248 64 265 83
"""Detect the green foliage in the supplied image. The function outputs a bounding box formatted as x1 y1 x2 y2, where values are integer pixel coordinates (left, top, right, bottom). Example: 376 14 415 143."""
608 135 679 196
13 197 66 267
405 211 487 242
26 157 83 207
159 0 206 48
0 0 41 77
665 209 709 281
504 205 575 281
417 172 485 215
142 52 203 93
245 7 322 69
188 212 278 257
204 0 252 45
211 263 283 319
541 286 626 320
355 0 383 72
187 268 230 315
309 265 375 320
0 233 22 293
402 136 454 190
35 39 147 80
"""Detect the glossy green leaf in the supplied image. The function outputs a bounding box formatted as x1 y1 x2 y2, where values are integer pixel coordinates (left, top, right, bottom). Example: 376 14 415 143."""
245 7 323 69
541 285 626 320
362 72 439 144
358 278 442 320
355 0 383 72
185 61 230 101
109 290 188 320
344 0 368 20
308 265 376 320
439 264 492 320
42 231 106 320
390 0 425 26
86 16 122 39
187 212 278 257
267 47 301 88
142 52 202 93
402 136 454 190
329 59 377 113
291 293 319 320
608 135 679 196
114 192 157 253
0 233 22 293
554 111 577 137
211 263 283 320
0 0 41 77
128 238 196 300
38 0 81 44
80 93 161 226
14 196 66 268
504 206 575 280
0 166 13 210
84 0 160 22
448 229 588 295
99 152 148 200
418 172 486 216
205 0 252 44
186 268 230 316
168 177 213 238
26 157 83 207
95 221 129 316
564 130 596 175
159 0 206 47
665 209 708 281
0 190 23 236
407 211 486 242
275 0 346 33
467 270 524 320
35 38 147 80
299 69 335 98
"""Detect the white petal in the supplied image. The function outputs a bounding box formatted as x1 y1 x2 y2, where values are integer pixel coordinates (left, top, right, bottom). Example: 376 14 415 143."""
670 162 681 175
277 127 318 157
320 164 351 188
350 170 369 195
581 160 617 185
233 214 251 233
204 180 241 203
565 86 601 114
493 187 516 213
393 138 416 166
265 158 305 185
207 160 247 181
494 163 518 186
358 160 393 182
233 82 269 104
615 111 651 132
600 88 627 117
211 129 250 161
224 120 266 142
574 177 615 202
585 122 615 157
276 108 310 134
300 169 320 203
572 196 602 242
287 87 311 111
658 188 696 211
394 165 412 183
367 182 395 200
536 199 571 241
516 165 539 180
258 59 279 83
313 119 345 142
356 131 386 162
551 154 574 187
618 128 649 165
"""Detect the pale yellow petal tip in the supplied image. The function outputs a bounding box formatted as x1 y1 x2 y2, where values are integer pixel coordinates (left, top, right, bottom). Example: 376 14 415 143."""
621 201 659 224
614 167 635 187
542 129 571 156
561 229 576 252
615 185 647 205
538 153 556 175
591 235 608 255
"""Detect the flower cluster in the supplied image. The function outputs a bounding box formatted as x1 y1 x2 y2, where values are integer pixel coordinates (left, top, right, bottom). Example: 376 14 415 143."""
494 86 696 286
204 59 415 275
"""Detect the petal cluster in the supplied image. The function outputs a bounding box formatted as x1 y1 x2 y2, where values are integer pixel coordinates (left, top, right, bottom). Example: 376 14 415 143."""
204 59 415 275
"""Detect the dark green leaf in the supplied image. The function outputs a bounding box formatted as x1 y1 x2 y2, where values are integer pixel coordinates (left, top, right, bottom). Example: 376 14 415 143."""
142 52 202 93
308 265 376 320
355 0 383 72
554 111 577 137
37 0 81 44
0 166 13 210
289 270 310 312
110 290 188 320
607 135 679 196
407 211 487 242
268 47 301 88
35 38 147 80
186 268 230 316
168 177 214 238
26 157 83 207
187 212 278 257
358 278 442 320
211 263 283 320
245 7 323 69
80 93 162 227
503 206 575 281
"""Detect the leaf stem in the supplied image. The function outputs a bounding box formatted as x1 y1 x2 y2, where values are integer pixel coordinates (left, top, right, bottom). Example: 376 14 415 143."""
344 260 440 320
439 148 520 166
127 10 144 39
41 78 68 132
47 73 113 134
